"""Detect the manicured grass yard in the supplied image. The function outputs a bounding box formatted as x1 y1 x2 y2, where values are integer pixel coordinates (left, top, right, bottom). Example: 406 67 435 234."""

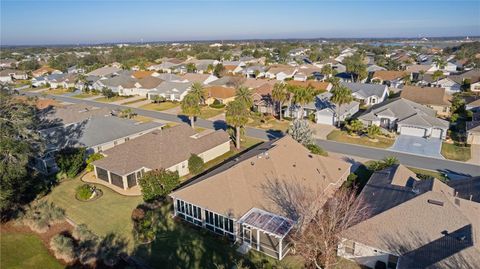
327 130 395 148
140 101 179 111
134 201 301 269
407 167 448 182
122 98 147 105
46 88 71 95
246 114 290 132
0 232 63 269
198 106 225 119
72 92 100 98
45 176 143 249
441 142 471 161
95 95 131 102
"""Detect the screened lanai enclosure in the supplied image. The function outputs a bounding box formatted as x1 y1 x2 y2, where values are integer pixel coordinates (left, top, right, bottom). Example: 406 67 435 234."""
238 208 295 260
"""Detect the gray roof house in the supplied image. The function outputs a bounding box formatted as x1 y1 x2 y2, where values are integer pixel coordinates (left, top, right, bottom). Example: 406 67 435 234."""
146 81 193 101
34 103 163 174
284 92 360 126
341 82 389 106
92 124 231 190
86 65 122 77
358 98 449 139
338 165 480 269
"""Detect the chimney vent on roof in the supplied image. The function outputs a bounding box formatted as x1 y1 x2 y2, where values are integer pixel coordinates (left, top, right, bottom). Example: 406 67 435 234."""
250 161 255 166
427 199 444 206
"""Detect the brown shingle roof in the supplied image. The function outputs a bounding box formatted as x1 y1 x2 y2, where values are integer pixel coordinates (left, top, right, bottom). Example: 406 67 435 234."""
287 80 332 91
205 86 236 99
171 136 350 219
137 76 163 89
400 86 451 106
373 70 407 81
132 70 155 79
93 125 230 176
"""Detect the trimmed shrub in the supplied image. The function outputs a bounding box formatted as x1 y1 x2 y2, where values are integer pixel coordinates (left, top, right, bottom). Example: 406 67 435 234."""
188 154 204 175
306 144 328 156
209 99 225 109
76 184 94 201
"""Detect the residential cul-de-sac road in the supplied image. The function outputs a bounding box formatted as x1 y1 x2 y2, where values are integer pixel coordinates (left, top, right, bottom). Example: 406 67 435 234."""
23 91 480 177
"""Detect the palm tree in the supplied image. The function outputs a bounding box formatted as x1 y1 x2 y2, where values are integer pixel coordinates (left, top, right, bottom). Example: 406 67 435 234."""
235 86 253 109
289 86 315 119
367 124 381 139
181 93 201 129
432 70 444 84
330 84 353 127
320 65 333 78
190 82 207 105
433 57 447 70
271 83 289 120
226 100 249 150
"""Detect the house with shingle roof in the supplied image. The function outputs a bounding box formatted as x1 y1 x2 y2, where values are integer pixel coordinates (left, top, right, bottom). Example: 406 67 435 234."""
86 65 122 77
338 164 480 269
92 124 231 189
358 98 449 139
400 86 452 117
170 136 351 259
265 65 297 81
34 103 163 174
146 81 193 101
341 82 389 106
372 70 409 88
204 86 236 105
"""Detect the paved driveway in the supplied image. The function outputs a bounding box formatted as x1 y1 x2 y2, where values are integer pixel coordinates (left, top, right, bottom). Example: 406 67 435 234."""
390 135 443 158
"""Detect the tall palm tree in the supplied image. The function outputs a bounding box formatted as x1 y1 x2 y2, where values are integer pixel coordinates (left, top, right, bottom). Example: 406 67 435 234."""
271 83 289 120
181 93 201 129
235 86 253 109
190 82 207 105
432 70 444 84
330 84 353 127
226 100 249 150
433 57 447 70
290 86 315 119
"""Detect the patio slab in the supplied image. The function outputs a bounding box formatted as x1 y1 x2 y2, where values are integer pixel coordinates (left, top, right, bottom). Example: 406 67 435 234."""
82 172 142 196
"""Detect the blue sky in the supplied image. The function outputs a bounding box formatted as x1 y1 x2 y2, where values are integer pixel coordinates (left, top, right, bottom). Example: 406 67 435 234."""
1 0 479 45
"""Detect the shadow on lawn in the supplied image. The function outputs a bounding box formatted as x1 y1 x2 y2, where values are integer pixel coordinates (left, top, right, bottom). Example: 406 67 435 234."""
131 200 240 269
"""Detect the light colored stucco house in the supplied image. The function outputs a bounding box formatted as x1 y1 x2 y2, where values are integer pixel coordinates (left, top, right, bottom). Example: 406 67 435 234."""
400 86 452 117
170 136 351 260
358 98 449 139
92 125 231 190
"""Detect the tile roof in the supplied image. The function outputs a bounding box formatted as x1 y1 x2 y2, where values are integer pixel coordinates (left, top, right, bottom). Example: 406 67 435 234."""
205 86 236 99
372 70 407 81
132 70 155 79
287 80 332 91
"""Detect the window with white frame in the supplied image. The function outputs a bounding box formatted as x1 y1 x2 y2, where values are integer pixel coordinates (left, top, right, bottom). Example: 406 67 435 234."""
204 209 235 240
176 199 202 226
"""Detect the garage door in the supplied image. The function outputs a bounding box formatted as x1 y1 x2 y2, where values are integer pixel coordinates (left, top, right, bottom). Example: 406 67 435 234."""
400 126 426 137
431 128 443 139
316 114 334 125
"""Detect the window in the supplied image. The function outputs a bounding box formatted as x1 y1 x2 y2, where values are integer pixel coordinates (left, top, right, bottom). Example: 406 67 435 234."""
114 140 118 146
344 240 355 255
97 146 102 152
124 137 130 142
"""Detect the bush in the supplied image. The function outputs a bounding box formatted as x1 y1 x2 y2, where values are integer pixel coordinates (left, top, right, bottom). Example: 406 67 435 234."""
86 153 103 172
21 201 65 233
306 144 328 156
55 147 86 179
132 205 157 243
188 154 204 175
50 234 76 263
76 184 94 201
209 99 225 109
138 169 180 201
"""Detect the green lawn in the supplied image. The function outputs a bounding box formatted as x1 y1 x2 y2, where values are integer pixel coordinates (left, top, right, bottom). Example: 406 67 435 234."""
95 96 130 103
407 167 448 182
246 115 290 132
44 176 143 249
197 106 225 119
441 143 471 161
133 201 301 269
140 102 179 111
0 232 64 269
327 130 395 148
122 98 147 105
72 92 99 98
46 88 71 95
